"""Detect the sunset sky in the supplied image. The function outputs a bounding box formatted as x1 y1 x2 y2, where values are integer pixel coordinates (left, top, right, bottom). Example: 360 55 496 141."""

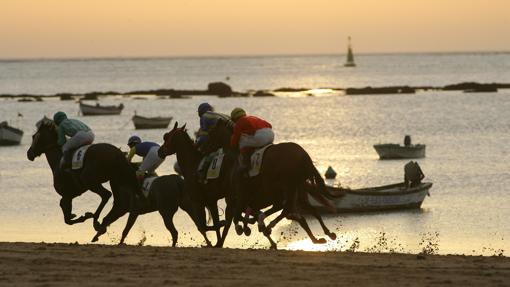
1 0 509 59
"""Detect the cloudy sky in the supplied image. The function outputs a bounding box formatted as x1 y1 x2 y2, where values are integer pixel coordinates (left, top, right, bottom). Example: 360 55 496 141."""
1 0 508 58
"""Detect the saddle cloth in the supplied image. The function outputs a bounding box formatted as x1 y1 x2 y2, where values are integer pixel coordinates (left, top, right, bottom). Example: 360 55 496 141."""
248 144 272 177
141 176 158 198
206 149 225 180
71 145 91 170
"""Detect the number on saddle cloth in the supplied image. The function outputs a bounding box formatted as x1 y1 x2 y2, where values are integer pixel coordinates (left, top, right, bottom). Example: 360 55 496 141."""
247 144 272 177
71 145 91 170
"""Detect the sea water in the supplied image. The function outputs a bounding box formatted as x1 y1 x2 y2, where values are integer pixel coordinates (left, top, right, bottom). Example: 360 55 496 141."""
0 53 509 255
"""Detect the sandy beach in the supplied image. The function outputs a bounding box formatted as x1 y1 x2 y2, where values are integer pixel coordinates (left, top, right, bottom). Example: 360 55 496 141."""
0 242 508 286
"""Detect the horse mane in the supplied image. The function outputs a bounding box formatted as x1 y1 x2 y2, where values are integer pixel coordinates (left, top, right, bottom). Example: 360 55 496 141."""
35 116 56 132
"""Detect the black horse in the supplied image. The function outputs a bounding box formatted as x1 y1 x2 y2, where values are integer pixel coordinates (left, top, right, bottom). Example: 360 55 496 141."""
118 173 200 247
27 117 139 240
158 122 236 247
201 119 337 249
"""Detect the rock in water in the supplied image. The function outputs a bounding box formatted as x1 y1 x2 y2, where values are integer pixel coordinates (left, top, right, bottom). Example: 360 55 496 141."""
325 166 337 179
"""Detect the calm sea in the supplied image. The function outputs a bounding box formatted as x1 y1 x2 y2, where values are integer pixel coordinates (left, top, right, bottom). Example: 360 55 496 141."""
0 53 509 255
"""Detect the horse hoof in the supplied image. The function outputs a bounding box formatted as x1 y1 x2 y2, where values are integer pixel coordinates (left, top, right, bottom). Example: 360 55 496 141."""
93 221 101 231
328 232 337 240
243 227 251 236
314 238 327 244
91 236 99 242
235 225 243 235
270 244 278 250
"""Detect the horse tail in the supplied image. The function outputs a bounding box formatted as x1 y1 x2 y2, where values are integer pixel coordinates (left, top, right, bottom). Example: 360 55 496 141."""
304 157 336 214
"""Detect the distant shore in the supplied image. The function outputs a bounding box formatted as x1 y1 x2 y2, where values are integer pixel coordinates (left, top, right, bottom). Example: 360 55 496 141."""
0 242 508 286
1 81 509 102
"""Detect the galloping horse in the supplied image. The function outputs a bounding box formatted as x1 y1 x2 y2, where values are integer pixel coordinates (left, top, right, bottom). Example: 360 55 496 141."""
158 122 236 247
27 117 139 240
118 173 201 247
201 119 337 249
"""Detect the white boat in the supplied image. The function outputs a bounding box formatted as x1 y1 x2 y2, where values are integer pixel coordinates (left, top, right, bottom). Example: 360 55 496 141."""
0 121 23 146
344 36 356 67
79 101 124 116
310 182 432 213
132 115 173 129
373 144 426 159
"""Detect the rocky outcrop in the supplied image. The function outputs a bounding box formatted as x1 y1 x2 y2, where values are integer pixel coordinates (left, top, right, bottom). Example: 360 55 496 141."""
345 86 415 95
208 82 232 97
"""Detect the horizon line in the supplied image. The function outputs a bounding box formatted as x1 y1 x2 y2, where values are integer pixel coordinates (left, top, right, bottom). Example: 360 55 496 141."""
1 50 509 62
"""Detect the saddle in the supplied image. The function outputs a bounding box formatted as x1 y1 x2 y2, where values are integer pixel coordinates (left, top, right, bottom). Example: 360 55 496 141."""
71 145 91 170
247 144 272 177
141 176 158 198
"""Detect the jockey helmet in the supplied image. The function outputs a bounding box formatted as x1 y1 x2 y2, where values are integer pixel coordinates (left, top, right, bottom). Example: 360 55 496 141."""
53 111 68 125
198 103 213 116
230 107 246 122
128 135 142 147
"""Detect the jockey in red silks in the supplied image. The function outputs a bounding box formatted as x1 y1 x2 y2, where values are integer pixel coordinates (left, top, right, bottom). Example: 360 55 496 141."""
230 107 274 173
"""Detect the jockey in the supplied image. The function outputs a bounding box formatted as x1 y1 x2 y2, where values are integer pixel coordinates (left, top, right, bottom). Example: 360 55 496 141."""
196 102 230 148
53 111 95 169
230 107 274 173
196 103 230 183
126 135 165 182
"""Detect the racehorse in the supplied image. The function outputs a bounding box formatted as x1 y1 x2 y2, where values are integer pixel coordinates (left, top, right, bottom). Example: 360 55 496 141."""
118 173 200 247
200 119 337 249
158 122 236 247
27 117 139 240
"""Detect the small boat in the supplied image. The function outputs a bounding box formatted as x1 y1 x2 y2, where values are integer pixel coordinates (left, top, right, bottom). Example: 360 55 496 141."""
309 182 432 212
374 135 425 159
344 36 356 67
132 115 173 129
0 121 23 146
79 101 124 116
373 144 426 159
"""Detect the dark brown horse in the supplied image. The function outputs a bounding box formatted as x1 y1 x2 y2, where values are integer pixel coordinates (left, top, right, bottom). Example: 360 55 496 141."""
158 122 237 247
27 117 139 241
118 173 201 246
201 119 337 249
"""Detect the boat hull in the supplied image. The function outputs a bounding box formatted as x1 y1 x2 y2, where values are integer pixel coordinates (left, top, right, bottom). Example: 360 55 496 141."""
132 115 172 129
79 102 123 116
373 144 426 159
0 126 23 146
309 182 432 213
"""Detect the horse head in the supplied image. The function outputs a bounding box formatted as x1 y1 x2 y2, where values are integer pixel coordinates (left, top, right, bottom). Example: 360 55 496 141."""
27 117 58 161
201 118 234 154
158 121 189 158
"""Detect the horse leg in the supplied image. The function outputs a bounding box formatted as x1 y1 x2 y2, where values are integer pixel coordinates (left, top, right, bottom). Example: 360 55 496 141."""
207 204 224 247
159 209 179 247
92 183 130 242
90 185 112 231
301 201 336 240
295 215 327 244
215 203 234 248
60 197 93 225
262 212 286 236
257 204 283 233
119 212 138 245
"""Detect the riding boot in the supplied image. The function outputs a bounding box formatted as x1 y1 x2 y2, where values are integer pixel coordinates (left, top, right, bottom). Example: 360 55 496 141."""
135 170 147 200
197 153 213 184
238 151 253 178
60 149 73 171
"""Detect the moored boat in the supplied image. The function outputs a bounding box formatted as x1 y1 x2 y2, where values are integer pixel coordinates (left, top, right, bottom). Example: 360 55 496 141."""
310 182 432 212
79 101 124 116
132 115 173 129
0 121 23 146
373 144 426 159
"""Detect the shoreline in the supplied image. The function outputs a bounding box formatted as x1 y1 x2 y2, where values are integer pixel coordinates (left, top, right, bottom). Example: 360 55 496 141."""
1 81 509 101
0 242 508 286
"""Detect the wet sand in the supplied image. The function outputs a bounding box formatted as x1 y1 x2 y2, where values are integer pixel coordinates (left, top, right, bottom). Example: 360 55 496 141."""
0 242 508 286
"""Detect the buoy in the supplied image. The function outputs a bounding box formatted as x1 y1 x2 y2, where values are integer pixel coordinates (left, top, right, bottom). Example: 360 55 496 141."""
325 166 337 179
